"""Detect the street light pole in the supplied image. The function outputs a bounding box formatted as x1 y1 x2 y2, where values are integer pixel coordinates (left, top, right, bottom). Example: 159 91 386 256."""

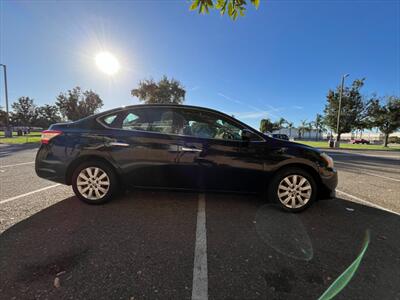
335 73 349 147
0 64 12 137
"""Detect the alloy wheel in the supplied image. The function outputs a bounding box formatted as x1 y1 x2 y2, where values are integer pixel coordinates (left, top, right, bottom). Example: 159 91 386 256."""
277 174 312 209
76 167 110 200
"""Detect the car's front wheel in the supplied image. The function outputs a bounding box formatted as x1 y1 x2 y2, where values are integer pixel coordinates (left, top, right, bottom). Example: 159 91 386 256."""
268 167 317 212
72 161 117 204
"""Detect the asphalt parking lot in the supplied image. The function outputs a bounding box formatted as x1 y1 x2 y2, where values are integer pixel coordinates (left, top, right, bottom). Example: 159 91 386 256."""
1 144 399 299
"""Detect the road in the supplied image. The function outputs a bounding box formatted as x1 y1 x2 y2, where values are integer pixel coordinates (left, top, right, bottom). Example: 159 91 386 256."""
325 149 400 213
0 145 399 299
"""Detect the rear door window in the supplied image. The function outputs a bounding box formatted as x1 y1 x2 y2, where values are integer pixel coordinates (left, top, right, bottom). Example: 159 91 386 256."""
118 108 177 135
122 112 148 131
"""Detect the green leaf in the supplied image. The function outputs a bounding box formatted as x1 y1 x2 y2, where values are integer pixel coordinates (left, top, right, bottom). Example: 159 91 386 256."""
228 1 235 16
318 230 370 300
189 0 200 11
215 0 226 9
232 10 238 20
251 0 260 9
200 4 206 14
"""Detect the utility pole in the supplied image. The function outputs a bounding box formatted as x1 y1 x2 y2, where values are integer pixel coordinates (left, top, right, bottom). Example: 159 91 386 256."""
335 73 349 147
0 64 12 137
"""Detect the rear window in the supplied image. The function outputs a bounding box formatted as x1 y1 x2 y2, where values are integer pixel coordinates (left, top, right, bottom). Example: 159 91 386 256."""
103 114 117 125
99 113 121 128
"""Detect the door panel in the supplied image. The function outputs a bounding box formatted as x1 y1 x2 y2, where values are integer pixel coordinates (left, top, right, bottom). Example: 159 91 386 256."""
174 137 204 189
105 130 182 188
169 107 266 192
200 140 265 192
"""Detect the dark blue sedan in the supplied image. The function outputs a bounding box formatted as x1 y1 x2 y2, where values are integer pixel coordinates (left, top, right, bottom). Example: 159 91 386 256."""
35 104 337 212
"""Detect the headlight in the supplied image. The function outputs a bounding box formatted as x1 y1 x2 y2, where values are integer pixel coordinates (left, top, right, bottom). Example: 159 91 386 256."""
320 152 334 168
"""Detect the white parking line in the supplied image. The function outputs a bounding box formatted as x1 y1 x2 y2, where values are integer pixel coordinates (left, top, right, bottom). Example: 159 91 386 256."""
192 193 208 300
362 171 400 182
0 161 35 168
337 189 400 216
335 161 400 182
0 184 60 205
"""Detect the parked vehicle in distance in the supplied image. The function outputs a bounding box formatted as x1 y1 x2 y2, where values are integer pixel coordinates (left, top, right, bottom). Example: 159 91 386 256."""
350 139 370 144
272 134 289 141
35 104 337 212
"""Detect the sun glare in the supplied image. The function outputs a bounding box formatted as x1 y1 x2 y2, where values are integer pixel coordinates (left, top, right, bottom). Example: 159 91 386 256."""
95 52 120 75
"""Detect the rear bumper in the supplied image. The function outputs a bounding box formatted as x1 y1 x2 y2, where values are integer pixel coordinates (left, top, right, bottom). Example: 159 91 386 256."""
35 144 68 184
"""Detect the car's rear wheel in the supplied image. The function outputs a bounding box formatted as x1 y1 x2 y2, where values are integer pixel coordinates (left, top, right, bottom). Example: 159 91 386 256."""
268 167 317 212
72 161 117 204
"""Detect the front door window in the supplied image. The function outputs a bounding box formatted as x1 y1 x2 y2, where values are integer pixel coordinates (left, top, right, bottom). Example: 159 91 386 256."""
172 109 246 141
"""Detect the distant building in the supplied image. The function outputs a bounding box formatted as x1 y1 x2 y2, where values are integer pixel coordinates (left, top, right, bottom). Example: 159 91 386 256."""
272 128 322 140
271 128 400 143
330 131 400 142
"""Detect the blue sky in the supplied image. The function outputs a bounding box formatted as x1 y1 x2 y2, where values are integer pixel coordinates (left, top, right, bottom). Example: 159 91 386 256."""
0 0 399 129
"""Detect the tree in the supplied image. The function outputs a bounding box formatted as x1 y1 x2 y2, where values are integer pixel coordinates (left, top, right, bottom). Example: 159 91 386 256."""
131 76 185 105
56 87 103 121
298 120 308 139
314 114 324 141
190 0 260 21
35 105 62 129
276 117 287 131
307 121 314 139
368 96 400 147
259 118 277 133
323 79 367 141
287 122 294 138
11 96 38 126
0 107 7 128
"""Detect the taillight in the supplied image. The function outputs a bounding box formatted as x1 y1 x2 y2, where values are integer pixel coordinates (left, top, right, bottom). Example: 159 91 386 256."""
41 130 63 144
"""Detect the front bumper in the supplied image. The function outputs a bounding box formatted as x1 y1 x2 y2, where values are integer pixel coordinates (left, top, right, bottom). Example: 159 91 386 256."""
319 167 338 199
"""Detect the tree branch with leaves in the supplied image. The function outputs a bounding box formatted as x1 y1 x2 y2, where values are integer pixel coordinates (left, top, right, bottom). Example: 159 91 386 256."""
368 96 400 147
11 96 38 127
131 76 186 105
190 0 260 20
55 87 103 121
323 79 368 141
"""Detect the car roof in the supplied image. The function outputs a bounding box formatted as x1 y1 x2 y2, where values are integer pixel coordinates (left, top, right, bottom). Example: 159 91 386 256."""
93 104 244 124
98 103 228 115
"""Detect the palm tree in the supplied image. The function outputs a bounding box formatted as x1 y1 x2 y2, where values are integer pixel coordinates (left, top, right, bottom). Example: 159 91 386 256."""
299 120 308 139
277 117 287 133
287 122 294 138
260 118 275 133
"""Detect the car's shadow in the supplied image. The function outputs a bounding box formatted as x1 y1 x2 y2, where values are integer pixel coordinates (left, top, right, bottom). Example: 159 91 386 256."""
0 191 399 299
0 143 39 158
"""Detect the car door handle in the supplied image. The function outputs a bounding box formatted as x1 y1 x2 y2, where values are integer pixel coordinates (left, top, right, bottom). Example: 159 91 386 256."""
109 142 130 147
181 147 202 152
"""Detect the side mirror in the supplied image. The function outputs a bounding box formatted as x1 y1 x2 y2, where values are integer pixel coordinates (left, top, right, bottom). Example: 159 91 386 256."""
241 129 258 141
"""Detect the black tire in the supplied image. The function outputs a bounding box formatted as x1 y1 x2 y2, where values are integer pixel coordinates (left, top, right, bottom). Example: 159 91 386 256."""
71 160 118 204
267 167 317 212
